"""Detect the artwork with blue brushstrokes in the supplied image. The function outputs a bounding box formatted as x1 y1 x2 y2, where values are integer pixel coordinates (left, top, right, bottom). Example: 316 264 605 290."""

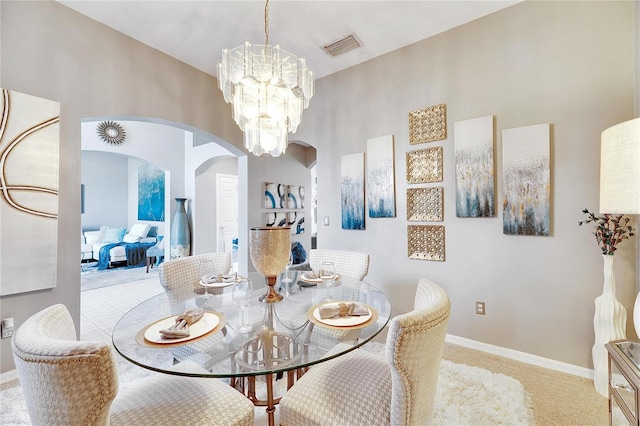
341 153 366 230
366 135 396 218
288 211 305 234
265 212 287 227
502 123 551 236
138 164 165 221
454 115 495 218
287 185 305 209
265 182 286 208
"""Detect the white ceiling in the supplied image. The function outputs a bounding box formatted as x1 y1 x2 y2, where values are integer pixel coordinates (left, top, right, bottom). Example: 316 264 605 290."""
57 0 521 79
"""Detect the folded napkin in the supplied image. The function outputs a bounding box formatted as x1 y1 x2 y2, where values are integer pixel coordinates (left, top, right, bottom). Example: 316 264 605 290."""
202 274 222 284
318 302 369 320
159 308 204 339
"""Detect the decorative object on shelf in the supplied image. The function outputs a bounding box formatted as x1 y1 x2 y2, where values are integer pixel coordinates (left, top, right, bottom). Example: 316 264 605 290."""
579 208 635 396
341 153 366 230
287 185 305 209
217 0 314 157
454 115 495 218
264 182 286 209
407 187 443 222
407 224 445 261
598 117 640 338
366 135 396 218
406 147 443 184
502 123 551 236
250 226 290 303
409 103 446 144
0 88 60 296
170 198 191 259
96 120 126 145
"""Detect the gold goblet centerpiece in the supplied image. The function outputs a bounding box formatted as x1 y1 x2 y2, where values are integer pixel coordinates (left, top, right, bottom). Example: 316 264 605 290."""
250 227 290 303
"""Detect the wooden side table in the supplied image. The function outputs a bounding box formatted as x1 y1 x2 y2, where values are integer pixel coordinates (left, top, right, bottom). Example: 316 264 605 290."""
606 340 640 425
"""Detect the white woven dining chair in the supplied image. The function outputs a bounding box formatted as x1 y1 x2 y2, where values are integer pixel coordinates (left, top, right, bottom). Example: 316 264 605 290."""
278 279 450 426
159 252 232 293
11 304 254 426
308 249 370 281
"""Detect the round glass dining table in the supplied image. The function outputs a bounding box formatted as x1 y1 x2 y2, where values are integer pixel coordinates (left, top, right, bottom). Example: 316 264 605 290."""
112 269 391 426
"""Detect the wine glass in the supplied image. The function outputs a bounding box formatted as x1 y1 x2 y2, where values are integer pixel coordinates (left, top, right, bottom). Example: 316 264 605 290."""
281 253 294 284
232 278 254 333
199 258 216 299
320 261 336 301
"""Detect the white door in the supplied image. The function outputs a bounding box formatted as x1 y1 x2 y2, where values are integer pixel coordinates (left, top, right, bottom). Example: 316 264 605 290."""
216 174 238 260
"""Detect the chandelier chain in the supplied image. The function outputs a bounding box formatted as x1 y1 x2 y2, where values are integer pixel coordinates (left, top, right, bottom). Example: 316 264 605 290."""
264 0 270 45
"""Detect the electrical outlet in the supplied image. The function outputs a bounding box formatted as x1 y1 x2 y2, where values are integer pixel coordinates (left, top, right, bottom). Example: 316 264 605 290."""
475 302 485 315
1 318 14 339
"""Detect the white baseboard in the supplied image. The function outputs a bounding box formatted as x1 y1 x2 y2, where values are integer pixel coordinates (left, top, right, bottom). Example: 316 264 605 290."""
1 369 18 385
446 334 594 380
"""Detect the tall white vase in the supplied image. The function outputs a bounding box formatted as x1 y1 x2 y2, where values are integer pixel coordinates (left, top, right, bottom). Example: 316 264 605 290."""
592 254 626 396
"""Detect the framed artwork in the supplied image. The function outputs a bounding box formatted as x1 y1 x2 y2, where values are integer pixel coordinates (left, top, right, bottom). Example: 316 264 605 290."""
0 88 60 296
407 225 445 261
264 182 286 209
341 153 366 230
265 212 287 227
406 147 443 184
366 135 396 218
409 103 447 144
287 211 305 234
502 123 551 236
287 185 305 209
454 115 495 218
138 164 165 221
407 187 443 222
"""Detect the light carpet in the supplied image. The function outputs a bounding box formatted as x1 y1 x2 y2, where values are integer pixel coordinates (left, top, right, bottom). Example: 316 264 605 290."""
81 262 159 291
1 356 534 425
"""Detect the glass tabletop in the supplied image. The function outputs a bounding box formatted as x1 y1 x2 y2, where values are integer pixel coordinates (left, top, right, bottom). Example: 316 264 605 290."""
112 270 391 378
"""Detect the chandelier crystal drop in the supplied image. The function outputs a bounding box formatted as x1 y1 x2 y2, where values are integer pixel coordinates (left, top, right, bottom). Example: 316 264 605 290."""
217 4 314 157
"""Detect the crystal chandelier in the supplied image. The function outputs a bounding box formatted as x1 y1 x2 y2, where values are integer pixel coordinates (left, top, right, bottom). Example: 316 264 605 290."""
217 0 314 157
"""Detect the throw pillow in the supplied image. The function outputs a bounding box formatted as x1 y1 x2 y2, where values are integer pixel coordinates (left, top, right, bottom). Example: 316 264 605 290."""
123 233 142 243
97 226 128 243
291 242 307 264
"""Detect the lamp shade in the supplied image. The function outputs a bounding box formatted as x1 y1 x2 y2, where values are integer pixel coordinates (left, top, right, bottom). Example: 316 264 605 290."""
599 117 640 214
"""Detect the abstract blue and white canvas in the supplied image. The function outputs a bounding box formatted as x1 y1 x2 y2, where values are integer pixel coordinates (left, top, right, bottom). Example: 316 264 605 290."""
502 123 550 236
265 182 286 209
341 153 366 230
138 164 165 221
287 211 305 234
454 116 495 218
287 185 305 209
266 212 287 227
366 135 396 218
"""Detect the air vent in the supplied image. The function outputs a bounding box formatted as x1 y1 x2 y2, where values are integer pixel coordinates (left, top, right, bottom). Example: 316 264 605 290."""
322 33 363 57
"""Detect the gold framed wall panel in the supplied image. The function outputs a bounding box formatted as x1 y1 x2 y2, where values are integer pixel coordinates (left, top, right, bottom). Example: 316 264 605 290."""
409 103 447 144
407 187 444 222
407 225 445 261
406 147 443 184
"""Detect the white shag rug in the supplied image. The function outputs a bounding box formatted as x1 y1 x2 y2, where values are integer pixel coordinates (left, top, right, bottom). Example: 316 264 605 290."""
1 357 535 426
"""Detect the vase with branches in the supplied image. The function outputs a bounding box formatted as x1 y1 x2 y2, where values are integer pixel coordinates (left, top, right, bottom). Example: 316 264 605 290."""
579 208 636 396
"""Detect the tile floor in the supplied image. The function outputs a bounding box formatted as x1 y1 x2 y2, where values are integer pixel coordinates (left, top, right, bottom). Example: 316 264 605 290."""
80 274 164 342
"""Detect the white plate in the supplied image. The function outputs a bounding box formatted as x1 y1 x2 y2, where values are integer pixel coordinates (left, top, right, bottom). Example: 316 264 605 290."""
143 312 219 344
312 304 372 327
199 275 242 288
300 272 339 284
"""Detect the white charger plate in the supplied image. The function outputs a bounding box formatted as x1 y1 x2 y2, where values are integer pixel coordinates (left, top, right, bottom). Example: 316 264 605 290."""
311 303 372 327
143 312 219 344
299 272 340 284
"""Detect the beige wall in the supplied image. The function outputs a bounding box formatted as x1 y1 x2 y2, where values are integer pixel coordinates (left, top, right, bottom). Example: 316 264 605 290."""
0 0 636 375
296 0 636 368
